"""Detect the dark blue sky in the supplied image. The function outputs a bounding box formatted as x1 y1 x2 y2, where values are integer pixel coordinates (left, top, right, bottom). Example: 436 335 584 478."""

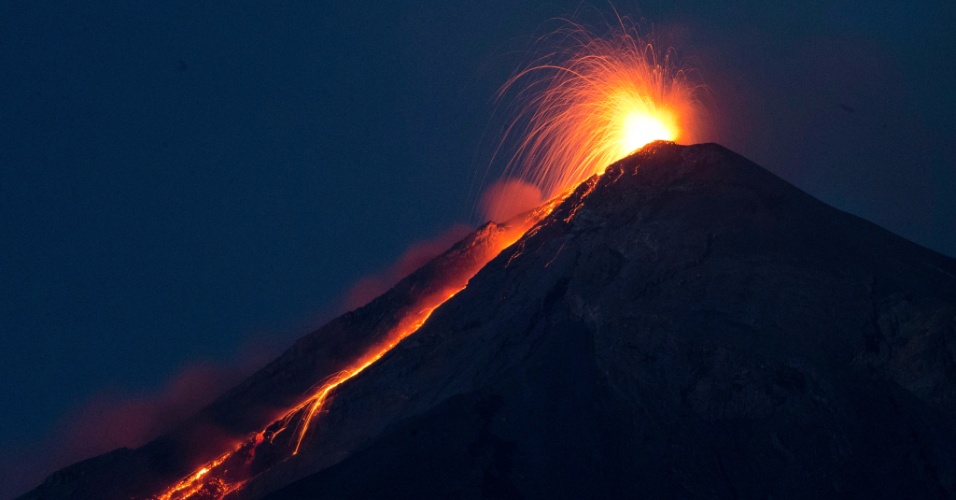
2 1 954 495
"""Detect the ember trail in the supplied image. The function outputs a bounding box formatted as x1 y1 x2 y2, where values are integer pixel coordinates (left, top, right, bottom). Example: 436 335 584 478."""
153 16 693 500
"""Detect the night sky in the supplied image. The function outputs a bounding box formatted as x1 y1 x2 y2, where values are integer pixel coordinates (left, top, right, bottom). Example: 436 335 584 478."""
2 1 954 496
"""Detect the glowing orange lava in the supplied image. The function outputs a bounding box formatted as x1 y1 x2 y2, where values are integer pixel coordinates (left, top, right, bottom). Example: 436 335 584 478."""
156 454 231 500
289 286 463 455
496 16 704 198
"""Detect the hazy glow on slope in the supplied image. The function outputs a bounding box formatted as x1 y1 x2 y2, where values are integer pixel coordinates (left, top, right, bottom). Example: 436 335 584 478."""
496 16 703 197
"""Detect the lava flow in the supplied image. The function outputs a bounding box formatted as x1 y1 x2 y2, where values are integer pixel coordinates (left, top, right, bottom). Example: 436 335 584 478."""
495 15 704 198
152 202 558 500
153 15 696 500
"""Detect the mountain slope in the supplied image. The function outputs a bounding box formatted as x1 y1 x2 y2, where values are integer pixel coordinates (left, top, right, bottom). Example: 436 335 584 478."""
25 142 956 499
254 142 956 498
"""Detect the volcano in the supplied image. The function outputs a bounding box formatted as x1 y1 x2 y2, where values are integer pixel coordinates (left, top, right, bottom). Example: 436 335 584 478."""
24 142 956 499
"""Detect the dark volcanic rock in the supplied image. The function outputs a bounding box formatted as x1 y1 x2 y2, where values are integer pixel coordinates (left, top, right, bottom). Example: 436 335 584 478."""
25 142 956 499
255 143 956 499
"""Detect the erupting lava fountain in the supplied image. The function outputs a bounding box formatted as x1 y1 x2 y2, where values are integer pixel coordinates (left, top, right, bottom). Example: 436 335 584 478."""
496 17 707 197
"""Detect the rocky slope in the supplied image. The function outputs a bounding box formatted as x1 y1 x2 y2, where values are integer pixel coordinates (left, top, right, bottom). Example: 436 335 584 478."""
25 142 956 499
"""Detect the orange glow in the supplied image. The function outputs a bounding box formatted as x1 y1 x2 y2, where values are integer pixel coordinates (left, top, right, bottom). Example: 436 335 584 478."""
620 109 675 152
156 454 230 500
496 16 703 198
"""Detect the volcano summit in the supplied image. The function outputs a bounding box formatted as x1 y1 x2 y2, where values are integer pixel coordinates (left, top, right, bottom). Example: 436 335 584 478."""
25 143 956 499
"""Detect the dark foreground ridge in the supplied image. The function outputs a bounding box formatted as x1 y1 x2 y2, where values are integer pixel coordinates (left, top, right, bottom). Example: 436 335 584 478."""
26 143 956 499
